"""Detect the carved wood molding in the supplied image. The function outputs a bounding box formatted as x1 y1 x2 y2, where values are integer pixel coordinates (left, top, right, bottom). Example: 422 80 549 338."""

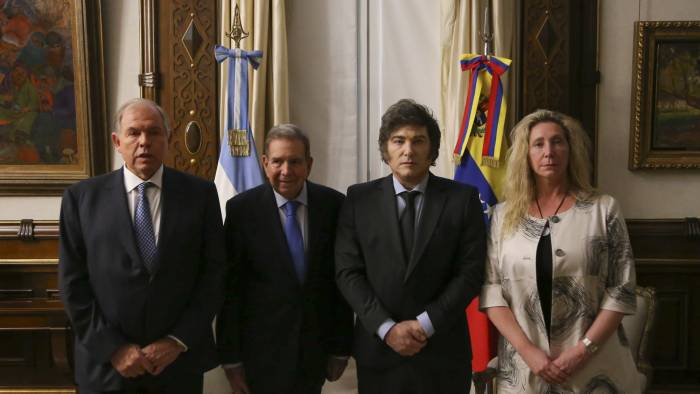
141 0 219 180
520 0 599 179
521 0 571 114
0 220 59 240
628 218 700 240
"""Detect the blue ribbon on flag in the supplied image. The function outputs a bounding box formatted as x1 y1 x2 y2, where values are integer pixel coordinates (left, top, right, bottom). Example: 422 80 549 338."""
213 45 264 195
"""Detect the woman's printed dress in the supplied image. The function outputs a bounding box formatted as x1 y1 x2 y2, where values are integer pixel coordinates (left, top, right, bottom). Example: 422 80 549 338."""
480 194 642 393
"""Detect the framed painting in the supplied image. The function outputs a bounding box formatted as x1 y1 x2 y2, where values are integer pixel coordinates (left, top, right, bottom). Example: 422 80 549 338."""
0 0 107 195
630 21 700 169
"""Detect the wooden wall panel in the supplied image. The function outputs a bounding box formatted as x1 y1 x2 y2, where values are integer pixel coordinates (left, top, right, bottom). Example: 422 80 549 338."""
629 219 700 393
0 220 74 392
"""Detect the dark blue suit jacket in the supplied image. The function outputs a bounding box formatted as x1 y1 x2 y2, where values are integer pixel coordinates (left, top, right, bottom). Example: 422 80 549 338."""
59 167 225 390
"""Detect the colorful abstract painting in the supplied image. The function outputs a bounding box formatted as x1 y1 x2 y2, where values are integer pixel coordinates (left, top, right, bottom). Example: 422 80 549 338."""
0 0 76 165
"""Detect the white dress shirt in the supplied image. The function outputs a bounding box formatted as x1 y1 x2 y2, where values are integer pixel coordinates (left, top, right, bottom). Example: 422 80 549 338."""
123 165 163 244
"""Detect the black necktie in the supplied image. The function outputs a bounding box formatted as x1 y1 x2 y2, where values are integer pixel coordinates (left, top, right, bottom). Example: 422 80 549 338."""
399 191 419 261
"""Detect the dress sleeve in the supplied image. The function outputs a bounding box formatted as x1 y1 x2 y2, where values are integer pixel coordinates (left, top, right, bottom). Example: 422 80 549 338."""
480 206 509 309
600 196 637 315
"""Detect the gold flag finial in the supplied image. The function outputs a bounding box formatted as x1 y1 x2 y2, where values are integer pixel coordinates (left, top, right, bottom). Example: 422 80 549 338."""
225 4 248 48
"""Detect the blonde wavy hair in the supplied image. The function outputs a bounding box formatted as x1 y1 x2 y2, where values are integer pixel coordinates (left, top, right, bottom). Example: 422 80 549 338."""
501 109 595 235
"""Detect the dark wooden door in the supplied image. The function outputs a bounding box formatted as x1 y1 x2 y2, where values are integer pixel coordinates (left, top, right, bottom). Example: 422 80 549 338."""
141 0 220 180
519 0 599 175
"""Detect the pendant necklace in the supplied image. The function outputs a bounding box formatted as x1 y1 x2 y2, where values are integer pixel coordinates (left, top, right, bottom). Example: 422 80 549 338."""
536 192 568 224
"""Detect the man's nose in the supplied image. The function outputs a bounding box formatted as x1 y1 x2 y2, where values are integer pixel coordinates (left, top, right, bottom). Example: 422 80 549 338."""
403 142 414 155
137 132 150 146
280 161 290 174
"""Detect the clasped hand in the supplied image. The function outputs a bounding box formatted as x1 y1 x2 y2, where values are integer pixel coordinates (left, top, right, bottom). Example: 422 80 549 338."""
110 337 184 378
520 342 588 385
385 320 427 356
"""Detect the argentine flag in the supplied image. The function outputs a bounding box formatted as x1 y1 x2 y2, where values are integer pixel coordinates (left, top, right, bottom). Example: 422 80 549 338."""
214 46 264 219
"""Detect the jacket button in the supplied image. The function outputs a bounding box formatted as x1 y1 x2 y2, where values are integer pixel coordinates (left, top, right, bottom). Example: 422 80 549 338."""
555 249 565 257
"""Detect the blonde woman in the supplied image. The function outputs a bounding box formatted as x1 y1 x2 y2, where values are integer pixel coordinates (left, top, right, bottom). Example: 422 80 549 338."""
480 109 641 393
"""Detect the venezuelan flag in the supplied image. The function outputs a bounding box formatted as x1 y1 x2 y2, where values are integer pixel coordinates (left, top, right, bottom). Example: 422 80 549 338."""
455 131 507 373
453 54 510 373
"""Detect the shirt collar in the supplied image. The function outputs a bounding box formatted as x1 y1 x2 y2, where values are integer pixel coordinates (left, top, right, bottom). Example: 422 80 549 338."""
392 173 429 195
123 165 164 192
273 181 308 209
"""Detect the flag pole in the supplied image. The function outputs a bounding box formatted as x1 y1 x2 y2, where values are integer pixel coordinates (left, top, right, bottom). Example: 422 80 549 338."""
480 0 494 56
225 3 248 49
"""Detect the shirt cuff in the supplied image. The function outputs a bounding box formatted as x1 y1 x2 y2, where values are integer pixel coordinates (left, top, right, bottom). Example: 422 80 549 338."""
416 311 435 337
167 335 188 352
222 362 243 370
377 319 396 341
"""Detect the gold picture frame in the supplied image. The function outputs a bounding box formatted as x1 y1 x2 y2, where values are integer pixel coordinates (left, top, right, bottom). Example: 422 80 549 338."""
629 21 700 170
0 0 108 194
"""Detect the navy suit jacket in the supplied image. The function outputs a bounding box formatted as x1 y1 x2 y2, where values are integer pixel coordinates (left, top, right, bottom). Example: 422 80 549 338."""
216 182 353 392
59 167 225 390
335 173 486 370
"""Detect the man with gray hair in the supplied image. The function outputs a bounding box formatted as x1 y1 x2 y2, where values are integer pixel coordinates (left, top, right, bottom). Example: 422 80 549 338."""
59 98 225 393
217 124 354 394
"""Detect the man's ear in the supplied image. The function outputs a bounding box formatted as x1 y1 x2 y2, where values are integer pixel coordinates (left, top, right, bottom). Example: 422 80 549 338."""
306 156 313 174
111 132 120 149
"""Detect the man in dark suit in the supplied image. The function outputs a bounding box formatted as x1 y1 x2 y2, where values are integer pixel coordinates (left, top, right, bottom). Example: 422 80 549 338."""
217 124 353 394
59 98 225 393
335 99 486 393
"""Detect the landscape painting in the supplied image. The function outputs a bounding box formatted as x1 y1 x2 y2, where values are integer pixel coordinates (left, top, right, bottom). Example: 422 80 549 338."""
652 40 700 150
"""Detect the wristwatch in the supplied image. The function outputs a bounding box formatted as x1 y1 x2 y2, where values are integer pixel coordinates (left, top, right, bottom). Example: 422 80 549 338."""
581 336 599 355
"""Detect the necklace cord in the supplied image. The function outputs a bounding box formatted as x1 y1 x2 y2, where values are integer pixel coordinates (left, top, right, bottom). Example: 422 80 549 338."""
535 192 568 219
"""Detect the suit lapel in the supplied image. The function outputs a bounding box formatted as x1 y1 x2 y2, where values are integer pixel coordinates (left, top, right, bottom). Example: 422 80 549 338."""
306 182 322 283
262 185 302 285
379 175 406 267
152 167 177 275
109 169 143 269
405 173 445 281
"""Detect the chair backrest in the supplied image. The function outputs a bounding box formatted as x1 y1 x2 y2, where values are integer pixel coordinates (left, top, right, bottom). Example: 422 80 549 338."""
621 286 657 379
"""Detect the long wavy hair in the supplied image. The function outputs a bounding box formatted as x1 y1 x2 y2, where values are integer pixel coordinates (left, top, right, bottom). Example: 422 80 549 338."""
501 109 595 235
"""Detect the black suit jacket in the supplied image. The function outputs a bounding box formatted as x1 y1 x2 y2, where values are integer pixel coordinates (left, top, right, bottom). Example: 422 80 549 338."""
217 182 353 392
335 173 486 370
58 167 225 390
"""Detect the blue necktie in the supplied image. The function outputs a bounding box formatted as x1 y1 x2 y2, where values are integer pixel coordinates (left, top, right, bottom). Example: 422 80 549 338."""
283 200 305 283
134 182 157 272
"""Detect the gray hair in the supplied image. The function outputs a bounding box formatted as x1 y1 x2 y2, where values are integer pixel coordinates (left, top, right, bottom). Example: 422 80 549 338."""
113 98 172 136
264 123 311 158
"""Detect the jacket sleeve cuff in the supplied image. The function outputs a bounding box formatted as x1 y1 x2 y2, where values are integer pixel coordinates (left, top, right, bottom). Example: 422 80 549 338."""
479 284 508 310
